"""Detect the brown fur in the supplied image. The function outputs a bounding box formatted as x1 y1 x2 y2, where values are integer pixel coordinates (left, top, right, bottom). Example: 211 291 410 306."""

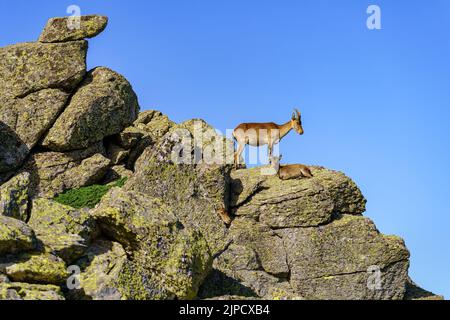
269 155 313 180
217 207 232 225
233 109 304 166
278 164 313 180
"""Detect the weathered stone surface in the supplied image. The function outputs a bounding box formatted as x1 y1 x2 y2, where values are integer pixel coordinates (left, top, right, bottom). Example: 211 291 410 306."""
201 215 410 300
0 39 86 173
1 253 68 285
0 172 30 221
93 188 177 251
28 199 99 263
102 165 133 184
279 214 410 300
51 154 111 192
0 282 64 300
106 110 178 171
0 14 441 301
295 260 409 300
231 166 366 228
230 218 289 277
39 15 108 43
0 89 70 150
92 188 212 299
0 216 36 255
115 110 177 170
70 240 127 300
216 244 260 272
0 274 9 283
134 110 175 142
0 121 29 173
106 142 129 165
167 119 235 167
113 126 145 149
405 277 445 300
199 268 301 300
23 142 107 197
42 67 139 151
128 119 233 255
199 219 301 300
199 164 413 300
0 41 87 99
126 135 153 170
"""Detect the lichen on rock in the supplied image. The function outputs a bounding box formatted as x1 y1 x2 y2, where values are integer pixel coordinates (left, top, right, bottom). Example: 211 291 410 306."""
0 14 442 301
231 166 366 228
39 15 108 43
0 282 65 300
92 188 213 299
0 41 87 99
28 198 99 263
0 216 36 255
280 214 410 300
0 89 70 151
0 38 87 172
128 119 234 256
0 121 30 174
1 253 68 285
102 165 133 184
22 142 108 198
200 166 410 300
42 67 139 151
0 172 30 221
68 240 127 300
134 110 175 141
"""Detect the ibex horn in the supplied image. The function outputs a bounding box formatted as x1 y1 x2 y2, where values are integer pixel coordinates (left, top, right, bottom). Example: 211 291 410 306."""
294 108 301 119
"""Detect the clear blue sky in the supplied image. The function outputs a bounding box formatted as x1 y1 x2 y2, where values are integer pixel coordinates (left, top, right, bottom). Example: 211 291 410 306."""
2 0 449 298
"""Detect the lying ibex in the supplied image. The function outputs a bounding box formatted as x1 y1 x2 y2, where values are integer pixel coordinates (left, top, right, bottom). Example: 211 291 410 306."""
233 109 304 166
269 155 313 180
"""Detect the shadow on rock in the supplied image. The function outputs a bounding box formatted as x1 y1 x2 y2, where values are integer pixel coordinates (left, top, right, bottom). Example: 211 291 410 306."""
197 269 258 299
0 121 29 179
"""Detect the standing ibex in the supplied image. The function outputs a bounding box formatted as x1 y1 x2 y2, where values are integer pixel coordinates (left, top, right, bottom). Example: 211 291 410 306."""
269 155 313 180
233 109 304 166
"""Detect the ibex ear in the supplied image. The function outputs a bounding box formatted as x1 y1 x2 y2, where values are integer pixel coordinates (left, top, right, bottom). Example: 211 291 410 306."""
292 113 296 120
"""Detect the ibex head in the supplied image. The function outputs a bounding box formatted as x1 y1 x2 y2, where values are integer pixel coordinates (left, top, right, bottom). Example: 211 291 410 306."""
269 154 282 165
268 154 282 173
291 109 304 135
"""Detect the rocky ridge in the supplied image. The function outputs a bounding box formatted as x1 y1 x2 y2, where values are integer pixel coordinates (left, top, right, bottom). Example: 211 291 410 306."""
0 15 442 300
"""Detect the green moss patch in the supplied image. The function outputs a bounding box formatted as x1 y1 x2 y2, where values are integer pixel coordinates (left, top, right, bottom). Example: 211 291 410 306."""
53 178 127 209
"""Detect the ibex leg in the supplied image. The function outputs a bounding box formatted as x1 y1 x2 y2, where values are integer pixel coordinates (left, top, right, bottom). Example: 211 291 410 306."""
234 143 245 166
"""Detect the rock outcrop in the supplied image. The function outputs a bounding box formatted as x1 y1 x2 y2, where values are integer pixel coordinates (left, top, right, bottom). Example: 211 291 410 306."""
0 15 441 301
0 172 30 221
0 216 36 255
42 67 139 151
0 282 65 300
39 15 108 43
198 167 408 300
230 166 366 227
0 122 29 176
0 25 86 175
91 188 212 299
126 119 234 255
23 142 110 198
1 90 70 151
0 41 87 99
68 240 127 300
28 199 99 263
